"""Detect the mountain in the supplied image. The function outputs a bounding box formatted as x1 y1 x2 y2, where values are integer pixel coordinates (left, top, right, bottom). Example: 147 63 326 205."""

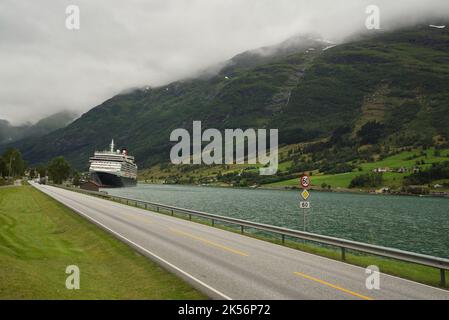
0 111 78 145
7 23 449 171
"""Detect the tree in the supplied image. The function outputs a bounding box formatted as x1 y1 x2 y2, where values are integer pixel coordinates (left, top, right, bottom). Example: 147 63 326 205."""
28 168 37 179
349 173 383 188
404 161 449 185
357 121 385 145
2 148 25 177
330 125 352 145
36 165 47 178
48 157 71 184
0 156 6 177
72 171 81 186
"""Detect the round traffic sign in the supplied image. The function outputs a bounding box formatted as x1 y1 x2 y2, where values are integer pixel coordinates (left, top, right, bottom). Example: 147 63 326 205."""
300 175 310 188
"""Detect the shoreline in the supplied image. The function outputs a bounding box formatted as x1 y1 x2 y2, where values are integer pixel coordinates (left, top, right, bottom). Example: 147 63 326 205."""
136 181 449 199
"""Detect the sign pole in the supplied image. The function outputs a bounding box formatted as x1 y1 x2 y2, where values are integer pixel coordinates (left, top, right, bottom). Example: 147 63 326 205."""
299 174 311 232
303 209 307 231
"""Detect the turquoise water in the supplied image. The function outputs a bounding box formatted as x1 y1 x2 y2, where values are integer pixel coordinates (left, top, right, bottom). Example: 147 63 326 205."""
104 184 449 259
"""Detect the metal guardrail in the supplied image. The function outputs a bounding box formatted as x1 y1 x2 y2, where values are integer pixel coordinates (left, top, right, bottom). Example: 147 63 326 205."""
54 184 449 287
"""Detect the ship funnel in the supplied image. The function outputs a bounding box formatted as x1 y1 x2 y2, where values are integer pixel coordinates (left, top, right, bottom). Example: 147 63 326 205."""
110 139 115 152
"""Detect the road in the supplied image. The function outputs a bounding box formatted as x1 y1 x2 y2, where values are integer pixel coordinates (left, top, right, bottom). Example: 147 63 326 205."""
32 182 449 300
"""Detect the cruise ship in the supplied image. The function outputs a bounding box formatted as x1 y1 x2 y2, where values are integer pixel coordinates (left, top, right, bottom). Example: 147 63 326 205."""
89 140 137 188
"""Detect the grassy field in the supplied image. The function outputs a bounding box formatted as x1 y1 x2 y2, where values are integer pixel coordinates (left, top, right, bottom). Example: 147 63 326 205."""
0 185 206 299
267 171 406 189
268 148 449 189
139 147 449 191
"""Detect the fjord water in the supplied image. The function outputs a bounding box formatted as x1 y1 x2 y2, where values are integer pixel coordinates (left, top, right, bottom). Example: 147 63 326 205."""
105 184 449 259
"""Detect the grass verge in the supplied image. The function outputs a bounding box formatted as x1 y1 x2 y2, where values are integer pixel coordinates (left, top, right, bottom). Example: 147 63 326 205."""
0 185 206 299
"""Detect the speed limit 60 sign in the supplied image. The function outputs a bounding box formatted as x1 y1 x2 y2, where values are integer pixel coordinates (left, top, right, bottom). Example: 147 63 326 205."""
300 175 310 188
300 201 311 209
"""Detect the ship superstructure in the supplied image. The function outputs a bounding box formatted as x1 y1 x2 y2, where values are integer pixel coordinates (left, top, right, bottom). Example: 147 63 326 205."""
89 139 137 187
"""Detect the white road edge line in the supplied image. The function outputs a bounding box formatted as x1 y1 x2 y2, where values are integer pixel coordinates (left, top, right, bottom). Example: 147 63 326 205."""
33 183 232 300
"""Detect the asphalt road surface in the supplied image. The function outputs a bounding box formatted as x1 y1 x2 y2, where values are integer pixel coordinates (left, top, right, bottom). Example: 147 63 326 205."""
31 182 449 300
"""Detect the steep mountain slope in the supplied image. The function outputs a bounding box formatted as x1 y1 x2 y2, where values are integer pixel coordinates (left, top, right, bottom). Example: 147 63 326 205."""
9 24 449 170
0 111 78 145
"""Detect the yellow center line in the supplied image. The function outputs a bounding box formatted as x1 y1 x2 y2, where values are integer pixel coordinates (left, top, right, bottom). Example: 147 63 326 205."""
169 228 249 257
129 214 153 225
93 201 153 224
293 272 374 300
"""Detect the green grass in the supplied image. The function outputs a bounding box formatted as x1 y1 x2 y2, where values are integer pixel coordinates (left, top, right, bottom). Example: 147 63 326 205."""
359 148 449 171
0 185 206 299
267 148 449 189
266 172 357 189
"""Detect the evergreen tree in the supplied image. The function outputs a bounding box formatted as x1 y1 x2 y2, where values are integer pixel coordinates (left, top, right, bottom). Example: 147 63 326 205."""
48 157 71 184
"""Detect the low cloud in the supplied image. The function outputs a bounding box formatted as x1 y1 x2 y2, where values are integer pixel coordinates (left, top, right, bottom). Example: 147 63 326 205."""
1 0 448 124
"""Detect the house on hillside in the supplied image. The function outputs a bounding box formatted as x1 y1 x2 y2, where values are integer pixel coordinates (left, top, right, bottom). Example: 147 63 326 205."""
397 167 408 173
373 167 389 173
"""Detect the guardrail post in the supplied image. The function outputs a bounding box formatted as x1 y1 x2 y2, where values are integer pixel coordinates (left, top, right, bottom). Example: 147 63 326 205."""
171 210 174 216
241 225 244 234
156 206 159 212
211 219 215 227
189 214 192 221
145 203 148 210
126 200 129 205
341 247 346 261
441 269 446 287
281 234 285 245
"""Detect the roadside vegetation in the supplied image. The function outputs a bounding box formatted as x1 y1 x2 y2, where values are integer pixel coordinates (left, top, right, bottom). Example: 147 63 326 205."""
140 147 449 197
0 147 25 186
0 147 77 186
0 147 83 187
0 185 205 299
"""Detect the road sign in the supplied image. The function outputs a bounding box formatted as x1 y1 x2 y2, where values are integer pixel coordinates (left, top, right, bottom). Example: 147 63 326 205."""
301 189 310 200
300 175 310 188
300 201 311 209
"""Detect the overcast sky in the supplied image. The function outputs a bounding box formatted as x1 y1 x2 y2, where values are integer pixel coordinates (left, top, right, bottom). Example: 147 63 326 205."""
1 0 448 124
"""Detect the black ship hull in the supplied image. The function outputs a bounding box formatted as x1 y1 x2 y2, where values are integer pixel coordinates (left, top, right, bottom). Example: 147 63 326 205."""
90 172 137 188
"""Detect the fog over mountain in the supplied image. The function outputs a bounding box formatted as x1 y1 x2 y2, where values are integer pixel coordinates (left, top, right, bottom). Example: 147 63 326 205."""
1 0 448 124
0 110 78 144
